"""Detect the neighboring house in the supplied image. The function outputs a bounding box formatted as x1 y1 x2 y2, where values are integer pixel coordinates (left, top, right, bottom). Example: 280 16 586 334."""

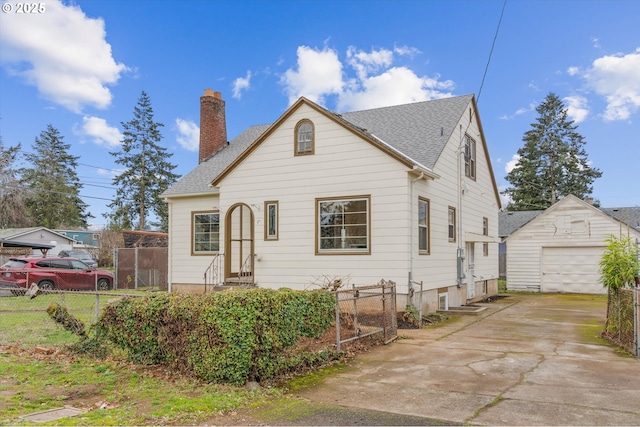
501 195 640 294
56 229 102 249
162 90 501 312
0 227 76 257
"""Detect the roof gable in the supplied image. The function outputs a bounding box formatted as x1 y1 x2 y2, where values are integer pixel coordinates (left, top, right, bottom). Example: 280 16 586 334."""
503 195 640 240
163 94 491 198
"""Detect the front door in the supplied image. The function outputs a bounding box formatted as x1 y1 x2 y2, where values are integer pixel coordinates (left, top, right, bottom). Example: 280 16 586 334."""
224 203 254 285
466 242 475 300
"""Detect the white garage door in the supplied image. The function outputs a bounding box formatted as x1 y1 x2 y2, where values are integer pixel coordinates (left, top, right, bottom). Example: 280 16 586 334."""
541 246 606 294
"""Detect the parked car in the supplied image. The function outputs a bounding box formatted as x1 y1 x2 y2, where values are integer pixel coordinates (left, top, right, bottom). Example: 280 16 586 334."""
0 256 113 291
58 250 98 268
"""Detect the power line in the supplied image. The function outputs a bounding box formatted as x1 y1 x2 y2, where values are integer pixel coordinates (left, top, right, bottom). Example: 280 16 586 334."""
477 0 507 103
2 183 114 201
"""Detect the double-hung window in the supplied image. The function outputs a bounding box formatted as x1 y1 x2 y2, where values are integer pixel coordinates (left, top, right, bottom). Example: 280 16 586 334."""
418 198 430 254
317 196 370 254
295 120 314 155
464 135 476 180
483 217 489 256
448 207 456 242
192 211 220 254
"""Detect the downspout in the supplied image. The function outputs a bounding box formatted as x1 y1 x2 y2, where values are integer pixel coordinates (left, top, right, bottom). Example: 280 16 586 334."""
457 124 465 288
167 200 172 293
409 171 424 305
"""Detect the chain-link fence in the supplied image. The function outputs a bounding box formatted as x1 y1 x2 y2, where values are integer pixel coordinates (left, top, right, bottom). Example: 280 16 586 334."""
604 288 639 357
2 281 398 352
114 247 168 291
334 281 397 350
0 289 142 348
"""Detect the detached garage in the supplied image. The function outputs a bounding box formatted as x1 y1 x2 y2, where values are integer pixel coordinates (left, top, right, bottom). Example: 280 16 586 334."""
502 195 640 294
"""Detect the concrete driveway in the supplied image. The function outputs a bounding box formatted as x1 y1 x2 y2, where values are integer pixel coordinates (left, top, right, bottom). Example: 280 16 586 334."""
297 293 640 426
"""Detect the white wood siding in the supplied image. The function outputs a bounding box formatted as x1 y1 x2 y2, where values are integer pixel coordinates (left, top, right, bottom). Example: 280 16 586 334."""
506 196 640 293
167 194 220 287
412 103 499 299
217 104 412 291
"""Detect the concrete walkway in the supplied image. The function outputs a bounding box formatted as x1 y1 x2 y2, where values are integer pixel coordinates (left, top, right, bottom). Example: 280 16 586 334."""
297 293 640 426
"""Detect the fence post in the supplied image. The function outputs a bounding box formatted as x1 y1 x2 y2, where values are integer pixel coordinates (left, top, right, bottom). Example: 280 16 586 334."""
335 292 341 351
633 289 640 358
95 293 100 324
134 247 139 290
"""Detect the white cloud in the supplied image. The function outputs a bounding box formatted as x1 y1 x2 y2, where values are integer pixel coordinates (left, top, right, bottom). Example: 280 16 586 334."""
394 44 422 58
563 95 589 123
175 118 199 152
346 46 394 80
281 45 454 111
339 66 453 111
232 71 252 99
581 48 640 121
280 45 344 105
505 154 520 173
566 66 580 76
0 0 128 113
77 116 122 147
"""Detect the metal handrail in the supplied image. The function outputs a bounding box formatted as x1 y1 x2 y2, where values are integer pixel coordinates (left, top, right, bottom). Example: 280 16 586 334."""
237 254 254 286
203 253 223 288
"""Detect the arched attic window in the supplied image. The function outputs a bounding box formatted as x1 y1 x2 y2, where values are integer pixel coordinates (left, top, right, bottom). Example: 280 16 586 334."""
295 119 314 155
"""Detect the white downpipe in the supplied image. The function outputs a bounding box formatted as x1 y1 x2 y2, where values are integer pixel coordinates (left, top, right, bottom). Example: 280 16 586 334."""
409 171 424 303
457 124 465 288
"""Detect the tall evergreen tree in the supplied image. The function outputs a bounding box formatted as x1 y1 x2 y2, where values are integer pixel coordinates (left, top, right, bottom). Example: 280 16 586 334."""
0 138 33 227
503 92 602 211
108 91 179 231
21 125 91 228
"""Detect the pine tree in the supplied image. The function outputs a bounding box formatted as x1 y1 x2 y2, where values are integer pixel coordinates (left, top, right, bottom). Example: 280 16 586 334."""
503 92 602 211
108 91 179 231
21 125 91 228
0 138 33 227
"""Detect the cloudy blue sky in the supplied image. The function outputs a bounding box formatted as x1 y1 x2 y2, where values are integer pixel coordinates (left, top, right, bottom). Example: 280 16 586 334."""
1 0 638 229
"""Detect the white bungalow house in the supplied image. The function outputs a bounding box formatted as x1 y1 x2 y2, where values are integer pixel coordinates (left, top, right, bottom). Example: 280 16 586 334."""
501 195 640 294
162 90 501 312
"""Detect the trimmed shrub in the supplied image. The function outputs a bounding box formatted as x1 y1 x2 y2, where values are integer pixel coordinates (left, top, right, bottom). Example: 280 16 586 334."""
96 288 336 385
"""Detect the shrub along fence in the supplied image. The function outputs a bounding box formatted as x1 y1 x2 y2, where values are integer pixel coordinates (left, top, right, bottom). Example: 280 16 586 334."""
97 288 337 385
1 282 399 384
604 287 639 357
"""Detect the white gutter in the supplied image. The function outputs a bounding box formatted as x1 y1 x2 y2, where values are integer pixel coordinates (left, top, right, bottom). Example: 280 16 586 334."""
369 133 440 180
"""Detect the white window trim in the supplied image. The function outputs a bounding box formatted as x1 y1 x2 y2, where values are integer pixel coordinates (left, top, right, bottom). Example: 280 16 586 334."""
192 211 220 255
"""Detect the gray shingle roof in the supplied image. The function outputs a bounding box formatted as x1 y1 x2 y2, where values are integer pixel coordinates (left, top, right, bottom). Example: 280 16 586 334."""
163 95 474 198
601 206 640 233
162 124 270 197
499 211 544 237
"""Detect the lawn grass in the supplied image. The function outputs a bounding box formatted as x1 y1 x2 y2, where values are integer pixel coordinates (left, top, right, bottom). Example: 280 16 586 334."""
0 291 145 347
0 349 275 426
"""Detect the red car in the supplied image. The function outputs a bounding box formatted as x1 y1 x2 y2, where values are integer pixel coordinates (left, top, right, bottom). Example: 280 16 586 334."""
0 256 113 291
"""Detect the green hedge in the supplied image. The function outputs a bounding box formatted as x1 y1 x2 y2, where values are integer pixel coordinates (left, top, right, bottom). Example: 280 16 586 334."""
96 288 336 385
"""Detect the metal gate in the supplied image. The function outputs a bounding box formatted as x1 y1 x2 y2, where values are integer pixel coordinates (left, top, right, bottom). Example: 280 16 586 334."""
334 281 397 350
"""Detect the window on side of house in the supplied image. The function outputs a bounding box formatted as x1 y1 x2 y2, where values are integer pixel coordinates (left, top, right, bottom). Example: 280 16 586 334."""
418 197 430 254
317 196 370 254
264 201 279 240
192 211 220 254
482 216 489 256
295 119 314 155
448 206 456 242
464 134 476 180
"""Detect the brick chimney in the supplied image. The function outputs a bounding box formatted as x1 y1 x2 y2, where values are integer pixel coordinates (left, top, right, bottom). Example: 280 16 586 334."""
199 89 227 163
